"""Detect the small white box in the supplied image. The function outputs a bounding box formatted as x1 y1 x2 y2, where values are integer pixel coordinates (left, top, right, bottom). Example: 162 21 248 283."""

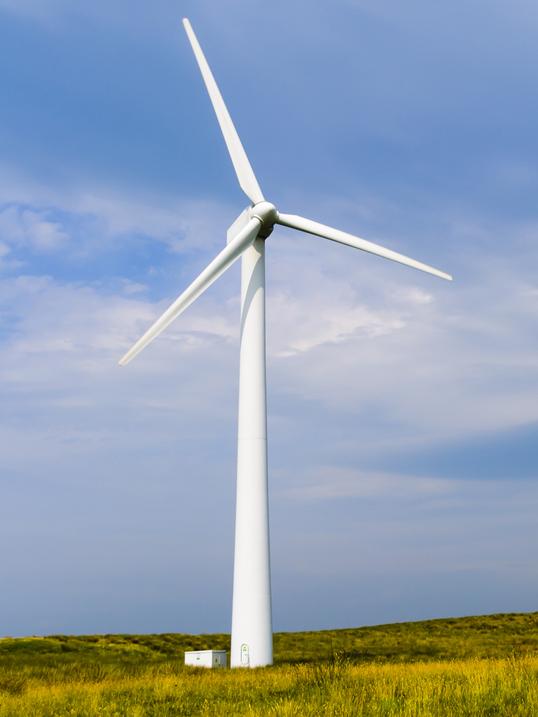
184 650 227 668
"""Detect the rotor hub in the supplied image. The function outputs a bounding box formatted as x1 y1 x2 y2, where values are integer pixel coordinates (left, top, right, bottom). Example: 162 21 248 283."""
250 201 278 239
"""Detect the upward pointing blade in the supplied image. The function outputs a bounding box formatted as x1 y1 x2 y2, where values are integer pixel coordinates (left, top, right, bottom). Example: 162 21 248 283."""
182 18 264 205
277 213 452 281
119 217 261 366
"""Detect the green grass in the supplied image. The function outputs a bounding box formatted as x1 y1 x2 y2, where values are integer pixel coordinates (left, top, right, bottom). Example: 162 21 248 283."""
0 612 537 715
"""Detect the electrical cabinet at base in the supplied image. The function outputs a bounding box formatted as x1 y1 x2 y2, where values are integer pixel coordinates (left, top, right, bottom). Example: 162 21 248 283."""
184 650 227 668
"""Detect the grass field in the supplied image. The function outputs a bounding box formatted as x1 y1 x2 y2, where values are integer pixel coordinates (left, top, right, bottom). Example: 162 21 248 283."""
0 612 537 715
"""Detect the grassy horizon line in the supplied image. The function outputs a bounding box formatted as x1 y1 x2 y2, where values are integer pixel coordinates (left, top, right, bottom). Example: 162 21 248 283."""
1 610 537 666
3 609 537 640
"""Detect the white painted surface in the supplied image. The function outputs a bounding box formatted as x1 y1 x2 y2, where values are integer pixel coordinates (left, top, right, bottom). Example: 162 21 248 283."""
227 207 251 245
119 218 260 366
182 18 264 205
277 213 452 281
231 238 273 668
184 650 227 668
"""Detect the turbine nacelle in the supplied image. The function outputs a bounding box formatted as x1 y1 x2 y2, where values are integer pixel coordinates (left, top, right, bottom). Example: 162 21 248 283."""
249 201 278 239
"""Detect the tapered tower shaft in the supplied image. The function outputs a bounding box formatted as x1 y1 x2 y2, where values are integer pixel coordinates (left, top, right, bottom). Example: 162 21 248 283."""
231 238 273 668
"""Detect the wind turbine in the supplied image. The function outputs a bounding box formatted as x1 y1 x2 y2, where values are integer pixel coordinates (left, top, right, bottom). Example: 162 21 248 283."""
119 18 452 668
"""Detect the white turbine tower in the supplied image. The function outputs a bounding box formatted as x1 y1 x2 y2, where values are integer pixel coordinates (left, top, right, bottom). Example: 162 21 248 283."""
120 18 452 668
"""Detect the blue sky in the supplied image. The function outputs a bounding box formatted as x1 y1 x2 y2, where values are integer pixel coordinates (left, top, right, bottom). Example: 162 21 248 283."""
1 0 537 637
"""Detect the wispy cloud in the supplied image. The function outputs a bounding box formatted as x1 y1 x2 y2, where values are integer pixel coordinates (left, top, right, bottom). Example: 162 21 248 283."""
0 205 69 254
280 466 455 501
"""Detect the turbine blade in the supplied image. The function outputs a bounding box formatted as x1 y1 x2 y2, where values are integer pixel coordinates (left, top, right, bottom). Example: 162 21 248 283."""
119 217 261 366
277 213 452 281
182 18 264 205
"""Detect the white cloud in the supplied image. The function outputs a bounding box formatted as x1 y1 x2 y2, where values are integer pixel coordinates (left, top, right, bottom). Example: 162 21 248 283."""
0 272 238 400
0 205 69 254
269 287 405 357
0 144 535 463
262 216 538 447
0 165 238 261
1 192 537 457
0 161 537 454
280 466 454 501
